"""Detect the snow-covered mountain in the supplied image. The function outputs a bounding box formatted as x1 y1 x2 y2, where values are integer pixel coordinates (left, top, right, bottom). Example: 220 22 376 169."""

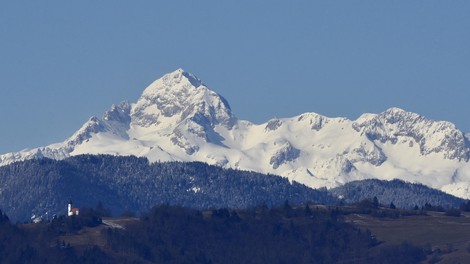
2 69 470 199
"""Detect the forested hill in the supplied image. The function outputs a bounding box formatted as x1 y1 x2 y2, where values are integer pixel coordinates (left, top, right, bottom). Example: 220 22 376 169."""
0 204 432 263
0 155 336 221
0 154 466 221
330 179 465 209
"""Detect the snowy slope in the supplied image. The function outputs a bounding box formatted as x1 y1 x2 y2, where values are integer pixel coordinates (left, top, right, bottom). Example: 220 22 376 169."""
2 68 470 199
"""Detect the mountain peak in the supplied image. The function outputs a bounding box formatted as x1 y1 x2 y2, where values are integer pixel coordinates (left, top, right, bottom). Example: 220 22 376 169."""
383 107 407 114
381 107 421 121
141 68 203 98
175 68 203 87
353 107 469 160
2 71 470 200
131 69 235 129
168 68 203 87
385 107 406 112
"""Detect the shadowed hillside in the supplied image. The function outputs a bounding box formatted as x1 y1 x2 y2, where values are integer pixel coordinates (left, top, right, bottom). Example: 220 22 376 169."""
0 155 336 221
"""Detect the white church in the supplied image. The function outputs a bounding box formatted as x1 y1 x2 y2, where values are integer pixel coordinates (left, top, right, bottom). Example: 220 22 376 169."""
67 200 79 216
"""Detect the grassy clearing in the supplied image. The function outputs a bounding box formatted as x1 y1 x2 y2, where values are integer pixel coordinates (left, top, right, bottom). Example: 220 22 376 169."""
346 211 470 263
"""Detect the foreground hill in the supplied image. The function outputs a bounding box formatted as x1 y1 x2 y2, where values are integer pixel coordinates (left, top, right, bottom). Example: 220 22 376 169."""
0 204 438 264
345 210 470 264
0 155 335 221
1 69 470 198
330 179 465 209
5 203 470 263
0 155 466 222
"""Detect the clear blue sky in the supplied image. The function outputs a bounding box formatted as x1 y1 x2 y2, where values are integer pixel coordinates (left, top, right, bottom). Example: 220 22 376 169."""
1 1 469 153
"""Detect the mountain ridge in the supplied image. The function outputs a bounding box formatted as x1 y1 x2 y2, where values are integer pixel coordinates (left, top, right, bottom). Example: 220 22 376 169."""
2 69 470 199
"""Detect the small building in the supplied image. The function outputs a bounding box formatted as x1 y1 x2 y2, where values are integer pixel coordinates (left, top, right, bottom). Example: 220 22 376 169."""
31 215 43 224
67 200 79 216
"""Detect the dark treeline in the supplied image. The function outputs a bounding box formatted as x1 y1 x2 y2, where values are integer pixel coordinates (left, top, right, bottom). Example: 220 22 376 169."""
0 204 429 264
0 155 466 221
0 208 106 263
330 179 465 209
0 155 336 221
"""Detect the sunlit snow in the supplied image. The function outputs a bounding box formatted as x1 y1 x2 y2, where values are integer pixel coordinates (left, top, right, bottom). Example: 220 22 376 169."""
1 69 470 199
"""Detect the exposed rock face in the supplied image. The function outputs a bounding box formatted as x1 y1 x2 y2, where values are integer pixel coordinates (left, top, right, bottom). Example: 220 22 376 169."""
297 113 330 131
353 108 469 161
131 69 235 130
265 119 283 132
270 142 301 169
